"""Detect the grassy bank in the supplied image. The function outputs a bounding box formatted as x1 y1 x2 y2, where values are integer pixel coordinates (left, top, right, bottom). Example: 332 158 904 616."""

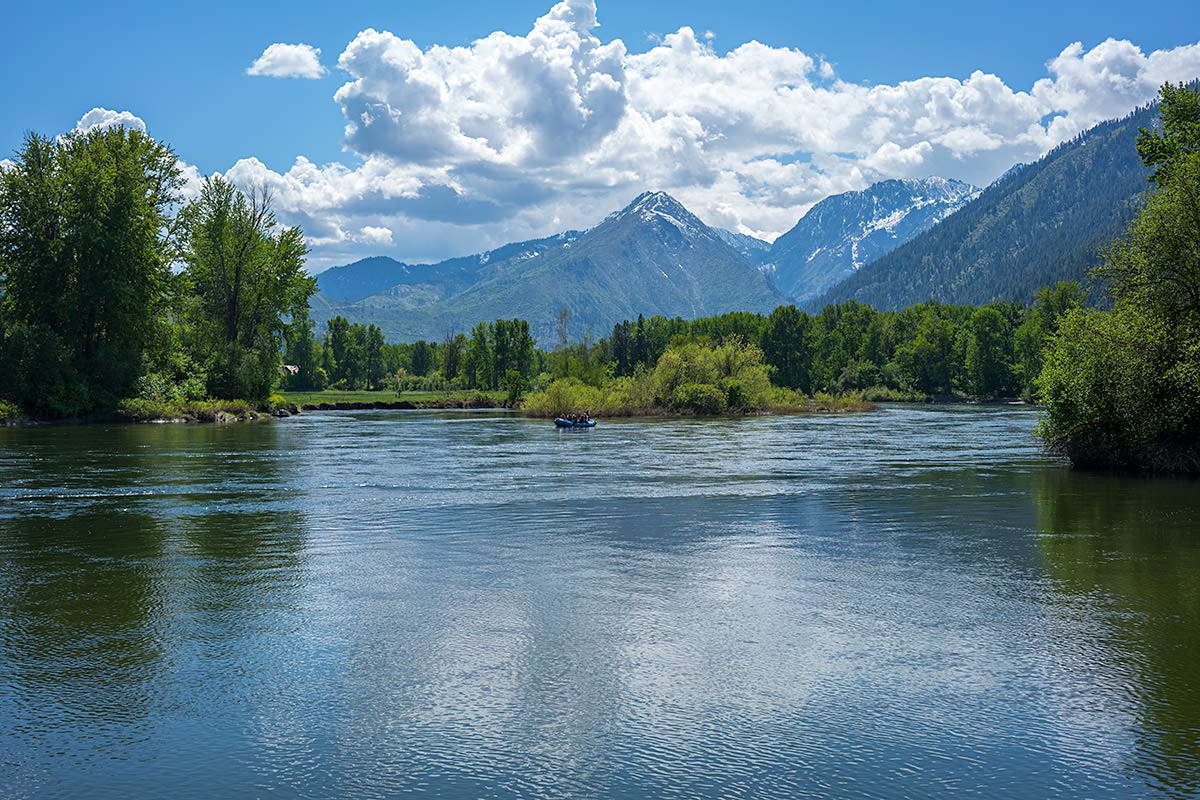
279 389 506 408
115 397 272 423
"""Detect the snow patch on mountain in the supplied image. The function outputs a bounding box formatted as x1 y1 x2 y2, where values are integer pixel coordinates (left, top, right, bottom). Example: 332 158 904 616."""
769 177 981 302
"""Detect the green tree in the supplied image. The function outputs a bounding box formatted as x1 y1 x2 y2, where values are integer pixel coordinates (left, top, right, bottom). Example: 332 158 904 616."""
178 177 315 399
466 321 493 388
365 325 386 390
0 126 182 416
283 313 321 391
324 315 352 385
410 340 434 377
1038 83 1200 471
961 307 1012 396
761 305 811 392
1136 81 1200 186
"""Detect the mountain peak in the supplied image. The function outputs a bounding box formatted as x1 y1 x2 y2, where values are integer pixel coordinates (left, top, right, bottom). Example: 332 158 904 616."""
608 190 710 238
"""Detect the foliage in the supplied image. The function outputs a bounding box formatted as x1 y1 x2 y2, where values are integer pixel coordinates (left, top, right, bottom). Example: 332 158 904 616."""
1038 83 1200 472
177 177 316 400
0 399 21 421
116 397 259 422
524 338 782 417
1136 81 1200 186
0 126 182 416
503 369 527 405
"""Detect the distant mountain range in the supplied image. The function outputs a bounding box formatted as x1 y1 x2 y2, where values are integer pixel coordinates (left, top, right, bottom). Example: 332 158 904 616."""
312 103 1155 341
765 177 979 303
811 104 1155 310
317 232 584 303
314 192 787 342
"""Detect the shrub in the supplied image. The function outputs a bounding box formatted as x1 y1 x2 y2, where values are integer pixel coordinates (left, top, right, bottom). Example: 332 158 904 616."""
0 399 22 421
671 382 727 414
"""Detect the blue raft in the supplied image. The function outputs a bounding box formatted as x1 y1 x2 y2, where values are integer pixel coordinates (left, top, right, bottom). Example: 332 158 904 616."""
554 418 596 428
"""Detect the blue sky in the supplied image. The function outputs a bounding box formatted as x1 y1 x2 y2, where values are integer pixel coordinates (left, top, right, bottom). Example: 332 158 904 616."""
4 0 1200 269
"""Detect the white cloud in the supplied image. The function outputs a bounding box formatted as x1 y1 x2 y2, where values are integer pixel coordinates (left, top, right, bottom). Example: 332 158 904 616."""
247 43 327 79
218 1 1200 268
359 225 394 246
0 158 14 173
73 107 147 134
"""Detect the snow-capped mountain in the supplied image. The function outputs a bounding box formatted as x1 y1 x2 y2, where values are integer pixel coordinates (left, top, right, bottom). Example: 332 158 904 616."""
313 191 788 343
767 177 980 303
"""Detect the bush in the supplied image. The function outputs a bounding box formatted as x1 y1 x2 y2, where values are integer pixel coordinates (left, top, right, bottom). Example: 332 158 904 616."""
671 382 727 414
0 399 22 421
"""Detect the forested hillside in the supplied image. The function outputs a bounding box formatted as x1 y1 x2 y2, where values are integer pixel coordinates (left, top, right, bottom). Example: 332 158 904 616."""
812 104 1156 310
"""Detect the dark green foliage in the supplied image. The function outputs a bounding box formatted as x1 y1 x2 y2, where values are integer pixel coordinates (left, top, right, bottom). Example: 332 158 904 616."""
0 127 182 416
503 369 527 405
1038 84 1200 472
815 104 1157 311
761 305 811 392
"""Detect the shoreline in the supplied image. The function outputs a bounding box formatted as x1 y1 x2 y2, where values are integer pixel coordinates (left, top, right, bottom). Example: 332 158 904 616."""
2 395 1032 427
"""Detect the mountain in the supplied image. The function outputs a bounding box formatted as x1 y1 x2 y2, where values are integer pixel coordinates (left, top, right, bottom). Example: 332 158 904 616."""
316 231 584 302
767 177 980 303
317 256 427 302
811 104 1156 311
714 228 772 266
312 191 789 343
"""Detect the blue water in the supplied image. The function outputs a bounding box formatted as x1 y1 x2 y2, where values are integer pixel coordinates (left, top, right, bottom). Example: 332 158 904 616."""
1 406 1197 799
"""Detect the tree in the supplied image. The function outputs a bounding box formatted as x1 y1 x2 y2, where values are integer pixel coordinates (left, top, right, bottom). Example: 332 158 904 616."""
961 307 1012 396
178 177 315 399
1136 81 1200 186
282 313 321 390
365 325 386 390
0 126 182 415
410 340 434 377
1038 83 1200 471
466 321 493 388
761 305 811 392
324 315 353 386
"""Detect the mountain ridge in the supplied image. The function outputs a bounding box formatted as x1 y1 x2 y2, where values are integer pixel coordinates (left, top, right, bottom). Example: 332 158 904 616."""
311 191 789 343
810 104 1156 310
767 177 980 303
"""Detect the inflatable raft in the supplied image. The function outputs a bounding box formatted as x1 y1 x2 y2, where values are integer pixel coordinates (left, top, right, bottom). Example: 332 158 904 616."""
554 418 596 428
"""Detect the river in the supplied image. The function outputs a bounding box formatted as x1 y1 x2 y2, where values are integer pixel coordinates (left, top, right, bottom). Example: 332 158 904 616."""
1 405 1197 799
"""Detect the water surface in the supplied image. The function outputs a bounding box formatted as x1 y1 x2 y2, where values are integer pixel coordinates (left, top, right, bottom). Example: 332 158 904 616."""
1 406 1197 799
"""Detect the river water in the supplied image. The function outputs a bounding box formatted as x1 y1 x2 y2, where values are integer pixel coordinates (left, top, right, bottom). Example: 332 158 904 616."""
0 406 1197 799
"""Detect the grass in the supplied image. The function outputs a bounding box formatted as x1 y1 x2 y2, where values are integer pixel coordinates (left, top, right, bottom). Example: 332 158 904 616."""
279 389 506 406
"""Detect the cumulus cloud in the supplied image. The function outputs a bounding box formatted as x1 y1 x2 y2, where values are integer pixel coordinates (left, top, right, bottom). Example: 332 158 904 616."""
221 1 1200 267
359 225 394 245
247 43 327 79
73 107 147 134
64 108 206 202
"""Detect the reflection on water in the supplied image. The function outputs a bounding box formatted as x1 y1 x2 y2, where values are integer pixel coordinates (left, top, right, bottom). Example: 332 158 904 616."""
0 407 1197 799
1036 471 1200 797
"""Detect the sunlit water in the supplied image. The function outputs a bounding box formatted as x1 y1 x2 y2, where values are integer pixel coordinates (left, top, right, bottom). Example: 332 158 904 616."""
1 406 1197 799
